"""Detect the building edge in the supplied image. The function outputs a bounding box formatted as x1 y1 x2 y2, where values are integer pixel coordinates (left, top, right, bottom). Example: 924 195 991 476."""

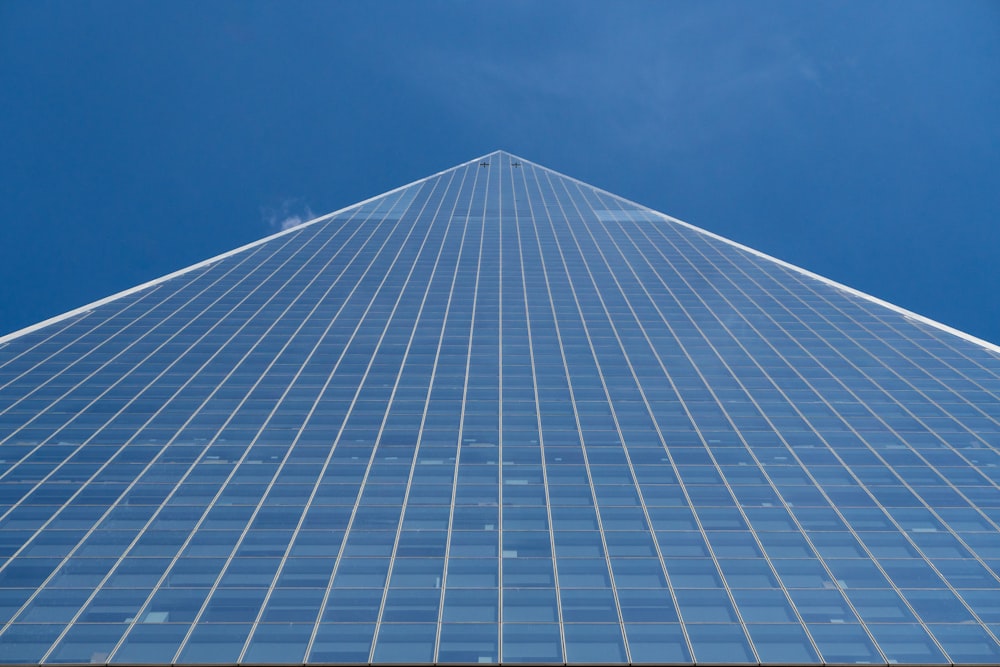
4 148 996 358
508 151 1000 357
0 151 500 347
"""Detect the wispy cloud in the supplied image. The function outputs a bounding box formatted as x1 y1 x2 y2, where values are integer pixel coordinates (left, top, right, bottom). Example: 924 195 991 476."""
262 198 316 231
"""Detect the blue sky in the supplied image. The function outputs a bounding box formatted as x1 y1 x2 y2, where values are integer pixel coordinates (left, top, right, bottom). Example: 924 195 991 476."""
1 1 998 343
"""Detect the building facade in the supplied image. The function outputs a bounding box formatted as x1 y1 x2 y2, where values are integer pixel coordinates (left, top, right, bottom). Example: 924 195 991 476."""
1 151 999 664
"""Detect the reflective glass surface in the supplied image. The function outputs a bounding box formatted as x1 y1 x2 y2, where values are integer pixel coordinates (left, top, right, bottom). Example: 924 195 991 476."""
0 151 999 664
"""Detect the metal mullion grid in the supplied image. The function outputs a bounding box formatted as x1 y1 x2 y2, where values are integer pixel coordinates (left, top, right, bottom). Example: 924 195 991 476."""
828 287 1000 397
0 256 302 498
566 179 846 660
555 177 786 659
0 240 286 483
773 261 1000 432
240 170 457 663
587 207 895 661
293 165 473 661
426 163 490 659
0 262 234 416
504 156 568 660
0 221 340 520
0 226 325 611
401 170 477 660
804 260 1000 408
792 279 1000 431
98 200 400 661
621 213 964 659
0 283 164 384
507 158 904 660
0 280 181 379
865 311 1000 392
418 171 483 662
704 242 1000 521
25 211 374 660
617 208 949 651
367 168 476 659
669 231 1000 635
768 258 1000 417
688 234 1000 508
213 174 438 658
666 235 1000 626
165 175 440 663
653 223 1000 657
0 313 91 367
420 160 496 660
0 224 337 484
548 169 772 661
494 156 505 662
518 164 630 662
631 219 930 661
277 167 454 661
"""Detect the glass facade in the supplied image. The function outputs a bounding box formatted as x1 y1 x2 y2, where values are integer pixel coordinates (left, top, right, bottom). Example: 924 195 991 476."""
1 150 999 665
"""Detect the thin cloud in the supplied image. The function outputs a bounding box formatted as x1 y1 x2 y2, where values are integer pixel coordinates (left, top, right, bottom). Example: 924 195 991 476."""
262 198 316 232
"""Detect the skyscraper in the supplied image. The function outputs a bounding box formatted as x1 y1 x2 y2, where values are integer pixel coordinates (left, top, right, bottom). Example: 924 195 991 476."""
1 150 999 665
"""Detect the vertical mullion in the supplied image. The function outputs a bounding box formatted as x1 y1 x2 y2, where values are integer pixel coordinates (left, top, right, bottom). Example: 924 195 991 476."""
511 158 569 659
166 178 437 663
426 165 478 661
0 222 352 640
353 167 466 659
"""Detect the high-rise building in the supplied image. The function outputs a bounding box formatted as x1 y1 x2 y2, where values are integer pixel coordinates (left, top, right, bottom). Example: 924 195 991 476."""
1 151 999 666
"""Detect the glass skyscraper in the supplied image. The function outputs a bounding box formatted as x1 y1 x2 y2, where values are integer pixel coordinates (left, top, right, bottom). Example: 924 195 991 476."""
1 150 999 665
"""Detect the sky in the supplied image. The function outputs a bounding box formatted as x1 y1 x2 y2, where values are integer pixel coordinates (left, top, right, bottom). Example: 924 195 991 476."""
1 1 998 345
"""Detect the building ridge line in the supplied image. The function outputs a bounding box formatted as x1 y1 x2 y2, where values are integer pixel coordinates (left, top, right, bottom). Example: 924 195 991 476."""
506 151 1000 356
0 153 492 347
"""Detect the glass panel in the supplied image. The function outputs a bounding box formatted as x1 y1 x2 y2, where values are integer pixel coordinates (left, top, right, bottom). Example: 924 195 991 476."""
438 623 499 664
112 624 190 664
686 624 756 664
617 588 678 623
309 624 375 663
442 588 498 622
746 624 819 663
502 623 563 663
177 624 252 663
866 624 949 664
564 623 627 663
0 624 65 663
807 623 883 664
623 623 689 664
372 623 436 663
928 624 1000 664
47 624 127 664
732 589 798 622
675 588 738 622
503 588 558 623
